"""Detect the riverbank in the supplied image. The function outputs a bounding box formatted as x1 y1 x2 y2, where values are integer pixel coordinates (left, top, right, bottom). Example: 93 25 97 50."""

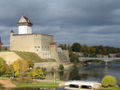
0 78 63 88
0 80 16 88
1 79 120 90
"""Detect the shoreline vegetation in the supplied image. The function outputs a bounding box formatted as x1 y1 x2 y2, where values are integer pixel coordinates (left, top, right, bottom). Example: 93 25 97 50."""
0 74 120 90
0 78 61 88
101 87 120 90
0 78 120 90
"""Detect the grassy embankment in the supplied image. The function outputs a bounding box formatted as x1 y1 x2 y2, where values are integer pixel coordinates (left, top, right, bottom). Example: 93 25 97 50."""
14 51 56 63
0 57 5 62
14 82 59 87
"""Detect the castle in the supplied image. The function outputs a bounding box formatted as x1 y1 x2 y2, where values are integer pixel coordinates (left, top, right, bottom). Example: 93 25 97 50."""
10 16 70 63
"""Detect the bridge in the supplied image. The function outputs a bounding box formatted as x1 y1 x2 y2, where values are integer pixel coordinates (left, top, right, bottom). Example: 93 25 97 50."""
79 57 120 65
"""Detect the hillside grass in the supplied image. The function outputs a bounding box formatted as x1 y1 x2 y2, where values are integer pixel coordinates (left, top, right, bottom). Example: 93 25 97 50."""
14 51 56 63
0 57 5 63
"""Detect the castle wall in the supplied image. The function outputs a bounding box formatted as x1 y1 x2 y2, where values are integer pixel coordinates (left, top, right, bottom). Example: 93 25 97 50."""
10 33 55 59
10 34 34 52
34 34 53 58
50 44 60 62
57 47 70 63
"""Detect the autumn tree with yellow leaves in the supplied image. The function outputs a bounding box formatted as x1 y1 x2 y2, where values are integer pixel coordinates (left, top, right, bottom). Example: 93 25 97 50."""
31 67 45 79
13 59 28 77
31 68 38 77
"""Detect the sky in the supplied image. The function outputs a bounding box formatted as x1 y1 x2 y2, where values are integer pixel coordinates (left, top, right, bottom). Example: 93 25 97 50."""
1 0 120 47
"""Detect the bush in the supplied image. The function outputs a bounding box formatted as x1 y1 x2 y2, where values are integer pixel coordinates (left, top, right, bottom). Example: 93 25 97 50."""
26 59 34 69
58 64 64 71
102 75 117 87
31 68 45 79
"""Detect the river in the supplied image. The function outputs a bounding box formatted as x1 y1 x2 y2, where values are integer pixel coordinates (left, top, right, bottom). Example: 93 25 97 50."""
10 62 120 90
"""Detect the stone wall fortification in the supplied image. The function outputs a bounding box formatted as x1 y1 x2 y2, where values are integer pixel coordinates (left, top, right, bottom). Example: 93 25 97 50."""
10 32 70 63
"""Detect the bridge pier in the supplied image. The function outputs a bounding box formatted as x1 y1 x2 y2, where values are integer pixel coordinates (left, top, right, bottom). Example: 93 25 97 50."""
105 61 108 66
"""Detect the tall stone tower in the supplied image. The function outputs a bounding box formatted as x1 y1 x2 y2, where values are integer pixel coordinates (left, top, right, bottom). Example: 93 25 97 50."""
17 16 33 34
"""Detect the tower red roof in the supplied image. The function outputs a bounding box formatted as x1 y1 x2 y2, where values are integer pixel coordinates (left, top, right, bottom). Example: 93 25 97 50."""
0 43 3 46
50 42 57 45
17 16 33 26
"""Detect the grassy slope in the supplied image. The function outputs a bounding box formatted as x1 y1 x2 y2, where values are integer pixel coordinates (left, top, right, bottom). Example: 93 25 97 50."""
14 51 56 63
0 57 5 63
15 82 59 87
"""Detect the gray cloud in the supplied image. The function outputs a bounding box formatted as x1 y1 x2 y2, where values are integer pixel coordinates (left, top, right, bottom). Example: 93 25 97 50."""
0 0 120 47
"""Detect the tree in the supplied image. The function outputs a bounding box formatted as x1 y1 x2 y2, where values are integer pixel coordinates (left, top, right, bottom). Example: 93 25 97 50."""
0 58 5 68
13 59 28 77
58 64 64 71
102 75 117 87
6 65 14 77
0 58 8 75
0 64 9 75
59 44 68 50
37 68 45 79
31 68 38 77
71 42 81 52
68 44 72 53
26 60 34 69
31 68 45 79
69 53 79 63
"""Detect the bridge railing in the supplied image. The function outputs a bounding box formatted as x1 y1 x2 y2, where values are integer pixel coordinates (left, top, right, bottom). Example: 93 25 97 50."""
79 57 120 61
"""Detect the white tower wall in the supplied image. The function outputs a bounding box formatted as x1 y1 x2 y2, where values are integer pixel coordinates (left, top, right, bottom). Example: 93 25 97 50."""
18 25 32 34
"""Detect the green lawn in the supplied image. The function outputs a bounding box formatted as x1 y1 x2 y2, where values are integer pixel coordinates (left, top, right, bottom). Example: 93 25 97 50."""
14 51 56 63
14 82 59 88
101 87 120 90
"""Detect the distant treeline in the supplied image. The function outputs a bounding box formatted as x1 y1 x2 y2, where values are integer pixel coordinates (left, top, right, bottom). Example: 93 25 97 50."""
58 42 120 57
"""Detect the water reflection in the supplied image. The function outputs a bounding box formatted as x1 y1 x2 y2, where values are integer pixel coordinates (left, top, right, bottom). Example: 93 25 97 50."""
45 62 120 82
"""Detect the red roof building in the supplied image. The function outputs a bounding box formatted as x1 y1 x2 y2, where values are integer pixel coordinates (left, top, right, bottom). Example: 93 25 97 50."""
0 36 3 46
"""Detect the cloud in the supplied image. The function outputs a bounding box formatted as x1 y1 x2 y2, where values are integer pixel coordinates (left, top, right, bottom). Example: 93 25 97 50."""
0 0 120 47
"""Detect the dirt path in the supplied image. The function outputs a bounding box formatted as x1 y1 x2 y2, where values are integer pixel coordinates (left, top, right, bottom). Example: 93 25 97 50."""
0 80 16 88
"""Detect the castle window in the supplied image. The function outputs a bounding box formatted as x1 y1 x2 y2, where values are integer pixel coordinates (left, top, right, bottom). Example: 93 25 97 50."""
35 46 36 48
38 46 40 48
